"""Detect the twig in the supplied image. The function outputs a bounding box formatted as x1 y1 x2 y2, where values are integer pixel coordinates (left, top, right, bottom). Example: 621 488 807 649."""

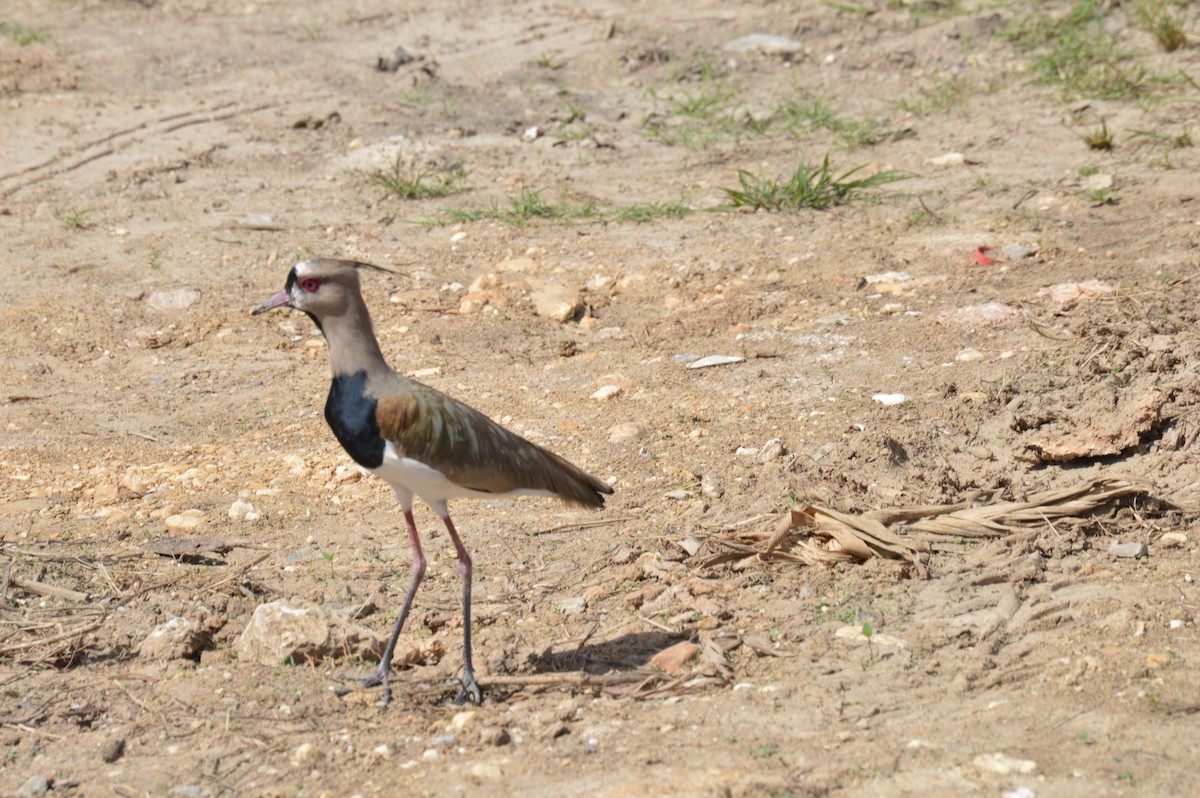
96 561 123 597
0 615 107 656
476 670 658 690
529 516 635 537
9 575 89 602
3 723 65 741
1012 188 1037 210
637 613 676 634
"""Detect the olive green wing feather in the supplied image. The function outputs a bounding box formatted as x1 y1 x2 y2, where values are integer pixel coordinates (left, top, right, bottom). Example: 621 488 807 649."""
375 385 611 508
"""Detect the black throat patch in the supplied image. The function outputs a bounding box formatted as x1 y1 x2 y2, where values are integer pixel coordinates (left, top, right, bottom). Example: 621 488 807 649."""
325 371 385 469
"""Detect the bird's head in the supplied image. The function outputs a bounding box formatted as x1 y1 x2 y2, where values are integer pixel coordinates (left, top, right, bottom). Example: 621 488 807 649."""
252 259 392 324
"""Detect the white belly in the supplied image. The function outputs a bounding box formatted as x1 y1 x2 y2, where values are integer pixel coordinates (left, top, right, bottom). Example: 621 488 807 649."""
370 441 556 516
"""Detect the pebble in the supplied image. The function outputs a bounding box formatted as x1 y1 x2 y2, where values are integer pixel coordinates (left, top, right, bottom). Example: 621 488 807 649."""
1169 619 1184 630
228 499 257 520
164 510 205 531
880 302 905 314
237 599 383 665
450 711 478 731
101 737 126 763
608 422 645 443
591 385 622 401
148 288 202 310
171 787 201 798
735 446 758 457
973 752 1036 775
757 438 784 462
530 282 583 322
481 727 512 746
139 617 208 662
956 348 984 362
372 744 391 757
422 748 439 761
1001 243 1039 260
1159 532 1188 549
469 762 504 781
926 152 966 166
687 355 744 369
291 742 319 767
17 775 49 797
1108 540 1148 559
558 597 587 615
649 641 699 673
432 735 457 747
700 472 723 498
872 393 907 406
724 33 805 55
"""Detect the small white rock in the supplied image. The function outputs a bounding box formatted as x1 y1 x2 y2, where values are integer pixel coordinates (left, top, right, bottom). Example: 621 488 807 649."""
757 438 784 462
290 742 319 768
927 152 966 166
1169 619 1184 630
469 762 503 781
956 348 984 362
591 385 622 401
686 355 745 369
228 499 256 520
973 752 1036 775
557 597 587 615
1158 532 1187 549
872 393 907 406
450 711 478 731
164 511 204 531
607 422 645 443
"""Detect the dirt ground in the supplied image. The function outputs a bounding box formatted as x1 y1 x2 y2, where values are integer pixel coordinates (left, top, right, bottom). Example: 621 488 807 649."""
3 0 1200 795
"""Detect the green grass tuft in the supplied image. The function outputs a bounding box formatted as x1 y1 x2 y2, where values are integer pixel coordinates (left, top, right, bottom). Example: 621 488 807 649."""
721 157 909 212
0 21 47 45
370 159 468 200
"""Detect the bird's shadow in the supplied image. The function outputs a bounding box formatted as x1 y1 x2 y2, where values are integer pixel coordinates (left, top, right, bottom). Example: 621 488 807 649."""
527 630 681 675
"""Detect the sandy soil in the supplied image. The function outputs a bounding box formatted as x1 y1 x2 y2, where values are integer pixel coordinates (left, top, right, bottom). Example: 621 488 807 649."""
2 1 1199 795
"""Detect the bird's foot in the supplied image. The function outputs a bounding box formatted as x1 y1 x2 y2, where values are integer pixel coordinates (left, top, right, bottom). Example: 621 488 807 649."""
454 669 483 705
334 664 392 706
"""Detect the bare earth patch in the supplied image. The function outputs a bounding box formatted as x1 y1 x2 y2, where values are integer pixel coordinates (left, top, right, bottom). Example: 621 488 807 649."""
2 1 1199 796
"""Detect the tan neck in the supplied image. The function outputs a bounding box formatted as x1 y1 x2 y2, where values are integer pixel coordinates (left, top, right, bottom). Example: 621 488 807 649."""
320 295 389 377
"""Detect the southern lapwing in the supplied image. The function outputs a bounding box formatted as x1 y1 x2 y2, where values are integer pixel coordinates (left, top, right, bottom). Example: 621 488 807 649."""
253 258 612 704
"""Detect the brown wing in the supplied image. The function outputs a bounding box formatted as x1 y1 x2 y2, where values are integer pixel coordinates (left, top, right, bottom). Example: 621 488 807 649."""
374 384 611 508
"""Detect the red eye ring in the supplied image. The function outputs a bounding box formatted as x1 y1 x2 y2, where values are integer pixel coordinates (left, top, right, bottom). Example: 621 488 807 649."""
299 278 320 292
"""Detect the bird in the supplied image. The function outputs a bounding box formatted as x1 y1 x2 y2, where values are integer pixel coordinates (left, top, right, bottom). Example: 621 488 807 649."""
252 258 613 705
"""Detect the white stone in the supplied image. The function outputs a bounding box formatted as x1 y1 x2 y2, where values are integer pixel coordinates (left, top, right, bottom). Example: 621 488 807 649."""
974 752 1036 775
686 355 744 369
591 385 622 401
148 288 202 310
872 393 907 406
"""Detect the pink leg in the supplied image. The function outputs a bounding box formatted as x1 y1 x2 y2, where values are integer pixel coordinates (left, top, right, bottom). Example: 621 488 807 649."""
340 509 425 705
442 514 482 704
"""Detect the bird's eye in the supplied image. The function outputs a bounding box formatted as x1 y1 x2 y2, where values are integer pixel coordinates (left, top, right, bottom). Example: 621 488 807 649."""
299 278 320 292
